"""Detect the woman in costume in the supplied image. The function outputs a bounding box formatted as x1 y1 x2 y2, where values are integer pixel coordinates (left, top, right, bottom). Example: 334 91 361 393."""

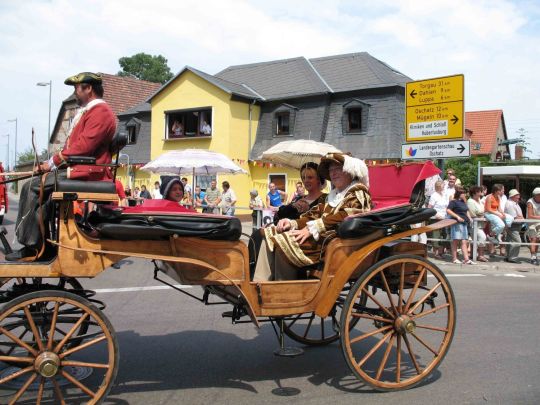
253 152 371 281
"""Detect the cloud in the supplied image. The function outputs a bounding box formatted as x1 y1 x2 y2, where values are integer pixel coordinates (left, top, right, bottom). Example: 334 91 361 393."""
0 0 539 159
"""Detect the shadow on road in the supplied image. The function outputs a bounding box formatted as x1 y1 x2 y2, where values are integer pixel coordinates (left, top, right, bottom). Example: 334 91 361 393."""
106 326 442 398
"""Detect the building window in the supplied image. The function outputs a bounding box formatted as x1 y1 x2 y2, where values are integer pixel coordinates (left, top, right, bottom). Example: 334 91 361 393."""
195 175 216 191
166 108 212 139
342 99 370 134
275 112 290 135
347 108 362 132
127 126 137 145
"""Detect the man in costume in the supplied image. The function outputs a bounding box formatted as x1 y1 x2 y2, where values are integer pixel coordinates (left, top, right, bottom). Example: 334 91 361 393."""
253 152 371 281
7 72 116 261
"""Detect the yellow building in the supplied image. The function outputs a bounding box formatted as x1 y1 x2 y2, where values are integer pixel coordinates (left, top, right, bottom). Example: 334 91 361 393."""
146 66 299 212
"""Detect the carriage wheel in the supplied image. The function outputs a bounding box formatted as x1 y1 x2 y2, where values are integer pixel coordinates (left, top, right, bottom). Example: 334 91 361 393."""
341 254 456 391
0 290 118 404
282 282 365 346
0 278 89 362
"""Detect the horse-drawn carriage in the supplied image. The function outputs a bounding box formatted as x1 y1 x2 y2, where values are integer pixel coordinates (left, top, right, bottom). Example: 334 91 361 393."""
0 142 455 404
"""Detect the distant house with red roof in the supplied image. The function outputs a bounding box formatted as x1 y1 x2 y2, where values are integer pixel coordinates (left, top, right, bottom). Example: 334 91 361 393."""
49 73 161 154
465 109 510 161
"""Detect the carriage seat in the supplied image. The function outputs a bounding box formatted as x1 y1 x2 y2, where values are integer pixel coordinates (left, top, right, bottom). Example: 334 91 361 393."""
56 179 116 194
337 206 436 239
87 210 243 241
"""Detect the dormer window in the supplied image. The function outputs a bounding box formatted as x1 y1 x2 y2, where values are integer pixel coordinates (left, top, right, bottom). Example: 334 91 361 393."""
347 108 362 132
276 112 290 135
125 118 141 145
127 126 137 144
342 99 370 134
273 103 297 137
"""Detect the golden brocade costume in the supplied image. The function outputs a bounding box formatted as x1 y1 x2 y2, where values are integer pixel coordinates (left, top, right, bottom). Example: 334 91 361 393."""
263 182 372 267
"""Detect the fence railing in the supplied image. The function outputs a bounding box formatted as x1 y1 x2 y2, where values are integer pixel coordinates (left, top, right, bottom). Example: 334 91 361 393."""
470 217 539 261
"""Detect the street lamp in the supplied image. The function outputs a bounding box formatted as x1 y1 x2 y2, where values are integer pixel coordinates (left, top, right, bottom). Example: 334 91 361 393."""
36 80 52 158
7 118 17 168
2 134 9 171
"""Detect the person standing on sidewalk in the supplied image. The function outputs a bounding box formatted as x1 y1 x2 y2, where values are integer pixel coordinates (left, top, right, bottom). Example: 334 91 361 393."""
504 189 524 263
526 187 540 265
220 181 237 216
203 180 221 214
446 187 475 264
467 186 489 262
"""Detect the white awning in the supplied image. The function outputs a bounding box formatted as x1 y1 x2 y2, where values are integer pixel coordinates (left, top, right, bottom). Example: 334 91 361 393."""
482 165 540 177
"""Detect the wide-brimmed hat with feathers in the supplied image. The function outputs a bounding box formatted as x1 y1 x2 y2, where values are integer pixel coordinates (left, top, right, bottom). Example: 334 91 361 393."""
318 152 369 187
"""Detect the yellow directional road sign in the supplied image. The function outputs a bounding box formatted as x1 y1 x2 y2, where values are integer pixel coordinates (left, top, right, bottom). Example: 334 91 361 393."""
405 74 464 142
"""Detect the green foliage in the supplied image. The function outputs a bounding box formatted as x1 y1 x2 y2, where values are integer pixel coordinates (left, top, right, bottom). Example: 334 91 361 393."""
445 156 490 190
118 53 174 84
17 147 47 164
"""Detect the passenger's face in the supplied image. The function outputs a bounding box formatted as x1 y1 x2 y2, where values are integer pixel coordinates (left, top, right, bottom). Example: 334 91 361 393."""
167 183 184 202
329 163 352 191
301 168 320 193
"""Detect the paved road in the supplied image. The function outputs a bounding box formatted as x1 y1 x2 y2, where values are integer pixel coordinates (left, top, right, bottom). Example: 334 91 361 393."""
1 193 540 404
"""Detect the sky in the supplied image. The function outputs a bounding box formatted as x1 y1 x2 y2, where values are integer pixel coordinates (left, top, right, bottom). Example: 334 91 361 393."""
0 0 539 169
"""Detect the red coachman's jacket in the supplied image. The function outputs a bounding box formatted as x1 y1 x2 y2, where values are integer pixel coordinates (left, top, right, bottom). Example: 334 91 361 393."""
52 101 116 181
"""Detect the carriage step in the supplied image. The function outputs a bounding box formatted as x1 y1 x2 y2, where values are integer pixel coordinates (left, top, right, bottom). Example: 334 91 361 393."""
222 307 248 321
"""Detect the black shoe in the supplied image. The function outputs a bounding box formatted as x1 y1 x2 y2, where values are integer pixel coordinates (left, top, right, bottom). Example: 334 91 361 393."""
5 246 37 262
532 258 540 266
504 258 519 264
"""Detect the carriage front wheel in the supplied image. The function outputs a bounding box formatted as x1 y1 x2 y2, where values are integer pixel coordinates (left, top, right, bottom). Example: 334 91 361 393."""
340 254 456 391
0 290 118 404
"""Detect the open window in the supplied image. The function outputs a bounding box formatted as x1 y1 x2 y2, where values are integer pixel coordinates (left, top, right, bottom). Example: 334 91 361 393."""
125 118 141 145
342 99 370 134
165 107 213 139
275 112 290 135
273 103 297 136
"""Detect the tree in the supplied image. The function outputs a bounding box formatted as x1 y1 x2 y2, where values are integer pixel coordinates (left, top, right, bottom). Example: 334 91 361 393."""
17 147 47 164
118 53 174 84
445 156 490 190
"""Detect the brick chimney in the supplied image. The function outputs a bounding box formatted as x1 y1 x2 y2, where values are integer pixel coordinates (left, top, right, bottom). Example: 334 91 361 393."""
515 144 524 160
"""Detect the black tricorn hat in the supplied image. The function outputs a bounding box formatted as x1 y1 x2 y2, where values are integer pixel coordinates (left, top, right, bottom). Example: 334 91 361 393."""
64 72 102 85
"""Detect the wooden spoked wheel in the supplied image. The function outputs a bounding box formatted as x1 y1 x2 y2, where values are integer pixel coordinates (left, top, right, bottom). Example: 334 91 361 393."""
282 282 364 346
341 254 456 391
0 291 118 404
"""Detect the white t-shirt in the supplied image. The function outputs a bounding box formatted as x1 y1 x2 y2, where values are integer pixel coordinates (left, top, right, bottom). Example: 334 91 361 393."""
152 188 162 200
504 200 522 218
429 192 448 219
500 194 507 211
467 198 484 218
221 188 237 208
443 186 455 202
527 198 540 232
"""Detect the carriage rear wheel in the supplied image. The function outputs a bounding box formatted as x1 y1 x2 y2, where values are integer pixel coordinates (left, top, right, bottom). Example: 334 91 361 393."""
0 290 118 404
340 254 456 391
282 282 365 346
